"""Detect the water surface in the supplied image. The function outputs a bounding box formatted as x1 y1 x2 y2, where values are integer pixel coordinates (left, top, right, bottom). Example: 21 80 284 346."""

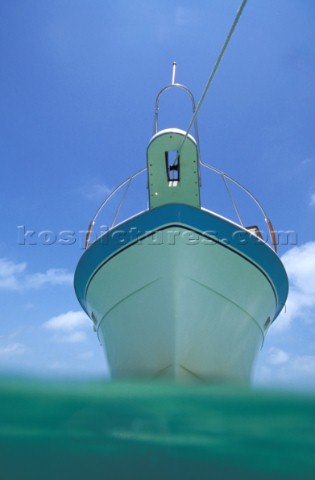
0 379 314 479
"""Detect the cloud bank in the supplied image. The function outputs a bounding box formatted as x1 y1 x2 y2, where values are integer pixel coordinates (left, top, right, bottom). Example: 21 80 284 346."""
0 258 72 292
0 342 27 357
256 347 315 389
273 241 315 331
42 310 91 344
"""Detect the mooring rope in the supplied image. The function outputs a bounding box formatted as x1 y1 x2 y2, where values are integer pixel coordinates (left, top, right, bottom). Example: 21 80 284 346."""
176 0 249 161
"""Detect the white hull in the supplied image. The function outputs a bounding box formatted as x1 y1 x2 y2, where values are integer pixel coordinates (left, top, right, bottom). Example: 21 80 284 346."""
84 225 277 383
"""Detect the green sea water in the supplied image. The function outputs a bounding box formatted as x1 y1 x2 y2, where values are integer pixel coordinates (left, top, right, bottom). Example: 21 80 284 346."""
0 379 314 479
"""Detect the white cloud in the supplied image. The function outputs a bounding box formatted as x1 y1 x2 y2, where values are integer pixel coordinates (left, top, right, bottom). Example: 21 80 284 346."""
48 360 65 371
77 350 94 360
42 311 90 331
175 6 201 27
43 311 90 344
255 352 315 389
24 303 34 310
79 182 111 201
309 193 315 207
291 355 315 376
24 269 73 289
267 347 289 366
0 342 27 357
272 242 315 331
0 258 27 290
56 331 87 344
0 258 72 292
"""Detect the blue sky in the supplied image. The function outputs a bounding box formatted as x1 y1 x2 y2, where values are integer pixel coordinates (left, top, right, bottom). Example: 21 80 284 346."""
0 0 314 390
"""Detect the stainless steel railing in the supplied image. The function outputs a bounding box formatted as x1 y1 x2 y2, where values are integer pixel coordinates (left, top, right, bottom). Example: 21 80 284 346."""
84 162 277 252
85 167 147 249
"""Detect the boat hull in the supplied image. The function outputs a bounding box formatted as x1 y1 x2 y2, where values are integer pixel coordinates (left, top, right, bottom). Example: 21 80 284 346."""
74 204 288 383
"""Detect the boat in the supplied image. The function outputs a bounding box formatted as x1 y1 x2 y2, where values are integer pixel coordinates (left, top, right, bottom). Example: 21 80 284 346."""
74 66 288 383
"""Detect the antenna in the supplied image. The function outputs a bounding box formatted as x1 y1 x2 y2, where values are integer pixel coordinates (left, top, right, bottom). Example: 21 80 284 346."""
171 61 177 85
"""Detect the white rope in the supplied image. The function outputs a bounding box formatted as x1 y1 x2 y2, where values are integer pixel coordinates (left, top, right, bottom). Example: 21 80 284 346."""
177 0 249 159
